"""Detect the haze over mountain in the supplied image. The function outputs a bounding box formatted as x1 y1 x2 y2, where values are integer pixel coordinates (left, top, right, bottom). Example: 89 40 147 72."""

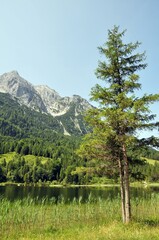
0 71 92 136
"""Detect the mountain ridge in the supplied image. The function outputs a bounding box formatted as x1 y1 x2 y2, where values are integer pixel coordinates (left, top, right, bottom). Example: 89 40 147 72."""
0 71 92 136
0 70 92 117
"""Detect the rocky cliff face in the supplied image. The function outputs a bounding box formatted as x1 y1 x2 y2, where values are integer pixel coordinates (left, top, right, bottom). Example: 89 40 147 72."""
0 71 47 112
0 71 92 116
0 71 92 135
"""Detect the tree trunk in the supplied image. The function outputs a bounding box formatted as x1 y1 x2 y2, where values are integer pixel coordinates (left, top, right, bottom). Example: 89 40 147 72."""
123 144 131 223
118 158 126 223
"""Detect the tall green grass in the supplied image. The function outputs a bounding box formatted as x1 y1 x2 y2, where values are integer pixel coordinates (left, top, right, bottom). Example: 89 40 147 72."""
1 194 159 240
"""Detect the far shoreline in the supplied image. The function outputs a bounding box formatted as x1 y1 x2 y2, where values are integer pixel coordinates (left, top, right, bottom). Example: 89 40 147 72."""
0 181 159 187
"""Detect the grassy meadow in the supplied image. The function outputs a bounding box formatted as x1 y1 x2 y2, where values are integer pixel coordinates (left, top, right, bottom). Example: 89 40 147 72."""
0 152 50 164
1 195 159 240
141 157 158 166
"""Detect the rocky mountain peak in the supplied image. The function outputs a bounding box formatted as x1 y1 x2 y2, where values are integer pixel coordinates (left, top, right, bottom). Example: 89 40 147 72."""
7 70 20 77
35 85 61 100
0 71 92 135
0 70 33 92
0 71 47 112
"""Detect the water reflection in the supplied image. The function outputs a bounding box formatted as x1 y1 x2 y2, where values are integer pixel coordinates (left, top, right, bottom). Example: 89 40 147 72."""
0 185 158 202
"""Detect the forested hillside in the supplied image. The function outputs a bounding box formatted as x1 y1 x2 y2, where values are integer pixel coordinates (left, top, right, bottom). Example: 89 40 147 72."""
0 92 90 138
0 92 159 184
0 92 84 183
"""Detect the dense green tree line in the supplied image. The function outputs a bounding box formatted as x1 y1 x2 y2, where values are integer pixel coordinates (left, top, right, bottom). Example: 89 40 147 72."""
141 147 159 160
0 125 159 185
0 155 61 183
1 153 159 184
0 135 79 157
0 153 91 184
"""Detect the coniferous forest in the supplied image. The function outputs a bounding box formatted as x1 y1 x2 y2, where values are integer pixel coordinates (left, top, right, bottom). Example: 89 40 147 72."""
0 91 159 185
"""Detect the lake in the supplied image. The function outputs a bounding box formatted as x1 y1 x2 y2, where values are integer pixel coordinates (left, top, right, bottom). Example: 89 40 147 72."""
0 184 159 202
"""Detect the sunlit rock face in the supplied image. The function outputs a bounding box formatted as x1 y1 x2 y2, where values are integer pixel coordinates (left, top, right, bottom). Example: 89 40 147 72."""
0 71 93 135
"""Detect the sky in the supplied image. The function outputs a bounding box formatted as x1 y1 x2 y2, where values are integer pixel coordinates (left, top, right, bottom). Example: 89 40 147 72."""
0 0 159 138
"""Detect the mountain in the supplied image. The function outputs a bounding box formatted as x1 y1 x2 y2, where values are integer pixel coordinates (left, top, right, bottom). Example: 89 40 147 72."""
0 92 62 138
0 71 92 136
34 85 91 117
0 71 47 112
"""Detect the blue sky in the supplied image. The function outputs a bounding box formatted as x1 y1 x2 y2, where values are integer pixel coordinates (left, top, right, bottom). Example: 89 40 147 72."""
0 0 159 137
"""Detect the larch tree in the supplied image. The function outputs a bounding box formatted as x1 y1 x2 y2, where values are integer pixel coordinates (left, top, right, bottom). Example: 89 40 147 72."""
78 26 159 223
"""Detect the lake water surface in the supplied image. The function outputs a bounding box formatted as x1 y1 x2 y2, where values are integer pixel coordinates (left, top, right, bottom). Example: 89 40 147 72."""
0 184 159 202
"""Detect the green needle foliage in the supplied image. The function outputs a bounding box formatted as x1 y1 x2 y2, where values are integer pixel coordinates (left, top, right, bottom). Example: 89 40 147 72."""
78 26 159 223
